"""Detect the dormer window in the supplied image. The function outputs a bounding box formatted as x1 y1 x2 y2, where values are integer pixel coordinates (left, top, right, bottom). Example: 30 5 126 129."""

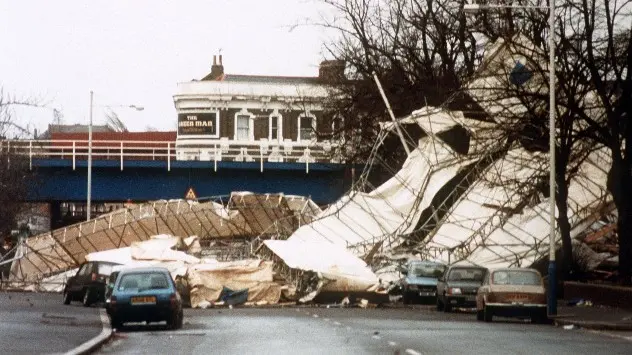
298 113 316 142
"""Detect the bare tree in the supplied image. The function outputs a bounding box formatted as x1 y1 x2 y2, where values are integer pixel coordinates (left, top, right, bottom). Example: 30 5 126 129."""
105 109 129 133
556 0 632 284
0 88 38 251
318 0 478 162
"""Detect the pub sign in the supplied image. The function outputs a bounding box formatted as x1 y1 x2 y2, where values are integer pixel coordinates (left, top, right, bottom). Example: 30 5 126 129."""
178 112 218 135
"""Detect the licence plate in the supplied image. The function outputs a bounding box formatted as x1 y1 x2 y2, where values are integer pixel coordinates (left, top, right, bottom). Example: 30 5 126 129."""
131 296 156 305
508 294 529 302
419 291 435 297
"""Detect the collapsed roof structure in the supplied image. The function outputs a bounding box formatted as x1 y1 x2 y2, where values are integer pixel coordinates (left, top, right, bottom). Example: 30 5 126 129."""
3 36 616 301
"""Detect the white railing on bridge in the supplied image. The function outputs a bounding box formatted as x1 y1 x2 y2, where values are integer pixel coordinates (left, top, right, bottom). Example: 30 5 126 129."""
0 138 344 172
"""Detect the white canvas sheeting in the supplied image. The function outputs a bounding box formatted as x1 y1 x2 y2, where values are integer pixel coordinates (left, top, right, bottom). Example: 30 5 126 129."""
423 147 611 268
264 239 378 292
288 136 467 251
187 259 281 307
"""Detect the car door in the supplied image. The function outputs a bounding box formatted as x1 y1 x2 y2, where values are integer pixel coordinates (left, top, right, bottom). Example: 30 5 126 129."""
476 270 490 308
436 269 448 302
70 262 92 293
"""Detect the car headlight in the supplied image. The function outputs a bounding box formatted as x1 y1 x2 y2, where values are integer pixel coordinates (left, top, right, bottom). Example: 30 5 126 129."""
448 287 462 295
408 285 419 290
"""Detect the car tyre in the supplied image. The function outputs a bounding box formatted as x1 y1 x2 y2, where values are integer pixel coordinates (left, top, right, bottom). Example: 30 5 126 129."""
476 309 484 321
82 288 92 307
532 309 549 324
436 297 444 311
483 305 493 322
168 310 183 330
110 317 123 330
402 289 410 305
63 290 71 305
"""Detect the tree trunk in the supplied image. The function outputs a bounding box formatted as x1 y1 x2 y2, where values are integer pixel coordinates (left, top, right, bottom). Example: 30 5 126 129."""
608 155 632 286
555 175 573 281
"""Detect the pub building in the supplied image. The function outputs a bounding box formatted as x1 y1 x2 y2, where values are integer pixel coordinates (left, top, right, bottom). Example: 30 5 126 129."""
173 55 346 163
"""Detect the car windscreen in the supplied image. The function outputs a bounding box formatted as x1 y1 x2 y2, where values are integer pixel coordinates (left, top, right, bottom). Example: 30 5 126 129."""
410 263 445 278
491 270 541 285
117 272 171 291
447 268 485 282
97 263 116 276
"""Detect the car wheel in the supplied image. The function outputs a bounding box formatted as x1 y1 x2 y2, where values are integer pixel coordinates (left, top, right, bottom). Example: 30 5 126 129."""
436 297 444 311
402 289 410 305
63 290 71 305
175 310 184 329
82 289 92 307
110 317 123 330
167 312 182 330
483 305 493 322
476 309 484 321
532 309 548 324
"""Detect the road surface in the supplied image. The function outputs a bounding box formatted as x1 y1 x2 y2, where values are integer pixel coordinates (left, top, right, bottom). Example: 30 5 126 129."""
98 306 632 355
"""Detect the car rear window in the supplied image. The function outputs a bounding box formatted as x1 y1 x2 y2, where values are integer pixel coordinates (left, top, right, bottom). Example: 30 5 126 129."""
410 263 446 278
492 270 541 285
97 263 116 276
118 272 171 291
448 268 484 281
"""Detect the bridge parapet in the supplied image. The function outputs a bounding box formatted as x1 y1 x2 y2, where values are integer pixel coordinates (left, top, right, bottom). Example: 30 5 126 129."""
1 138 345 171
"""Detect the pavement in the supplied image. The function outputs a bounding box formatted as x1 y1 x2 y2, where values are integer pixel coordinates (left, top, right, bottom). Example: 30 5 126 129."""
0 291 112 355
552 300 632 331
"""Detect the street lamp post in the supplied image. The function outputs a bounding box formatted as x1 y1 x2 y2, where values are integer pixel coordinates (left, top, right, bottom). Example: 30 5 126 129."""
464 0 557 316
87 91 93 221
86 92 144 221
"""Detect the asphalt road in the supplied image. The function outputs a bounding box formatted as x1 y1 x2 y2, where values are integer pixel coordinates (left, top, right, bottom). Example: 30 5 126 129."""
0 291 104 354
98 306 632 355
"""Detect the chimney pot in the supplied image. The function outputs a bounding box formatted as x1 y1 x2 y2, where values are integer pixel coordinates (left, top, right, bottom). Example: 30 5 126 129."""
219 55 223 65
213 55 217 65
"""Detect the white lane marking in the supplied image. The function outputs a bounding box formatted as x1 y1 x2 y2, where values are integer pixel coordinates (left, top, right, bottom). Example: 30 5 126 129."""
64 309 112 355
587 330 632 342
372 335 381 340
312 314 319 318
334 321 341 326
405 349 422 355
388 341 397 346
324 318 330 322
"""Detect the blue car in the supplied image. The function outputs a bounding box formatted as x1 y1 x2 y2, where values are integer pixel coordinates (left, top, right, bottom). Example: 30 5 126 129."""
400 260 447 304
105 267 183 330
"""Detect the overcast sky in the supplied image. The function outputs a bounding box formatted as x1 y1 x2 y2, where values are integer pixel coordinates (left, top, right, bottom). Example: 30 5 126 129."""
0 0 332 134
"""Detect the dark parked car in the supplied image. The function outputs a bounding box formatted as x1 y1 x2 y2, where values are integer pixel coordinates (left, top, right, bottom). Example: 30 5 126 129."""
63 261 121 306
105 267 183 330
400 260 447 304
436 264 486 312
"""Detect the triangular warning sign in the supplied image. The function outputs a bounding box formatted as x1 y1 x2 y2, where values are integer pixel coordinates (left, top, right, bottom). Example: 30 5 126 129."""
184 187 197 200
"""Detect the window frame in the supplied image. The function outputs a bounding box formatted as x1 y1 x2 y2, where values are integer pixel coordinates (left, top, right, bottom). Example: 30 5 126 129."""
269 111 283 142
297 112 316 142
233 109 254 141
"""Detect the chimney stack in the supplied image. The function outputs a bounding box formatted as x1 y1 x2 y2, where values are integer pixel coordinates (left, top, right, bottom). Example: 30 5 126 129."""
319 60 346 82
209 54 224 80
